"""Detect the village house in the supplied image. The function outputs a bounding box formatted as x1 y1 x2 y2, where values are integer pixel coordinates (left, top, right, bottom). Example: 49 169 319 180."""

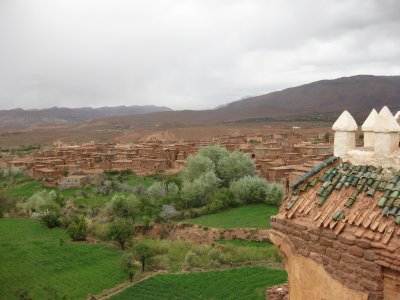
58 175 89 189
269 107 400 300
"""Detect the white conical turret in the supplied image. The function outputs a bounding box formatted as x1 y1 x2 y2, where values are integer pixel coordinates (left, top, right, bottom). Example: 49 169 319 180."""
332 110 358 132
374 106 400 133
395 111 400 121
361 109 378 147
332 110 357 157
373 106 400 164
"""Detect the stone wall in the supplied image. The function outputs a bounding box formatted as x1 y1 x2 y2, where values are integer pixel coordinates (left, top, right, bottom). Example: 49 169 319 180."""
270 217 388 300
138 222 271 244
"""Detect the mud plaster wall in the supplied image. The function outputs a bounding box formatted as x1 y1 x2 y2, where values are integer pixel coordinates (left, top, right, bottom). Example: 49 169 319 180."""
287 255 368 300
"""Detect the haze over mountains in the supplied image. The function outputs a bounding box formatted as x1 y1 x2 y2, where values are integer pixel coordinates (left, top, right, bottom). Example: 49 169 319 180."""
1 75 399 129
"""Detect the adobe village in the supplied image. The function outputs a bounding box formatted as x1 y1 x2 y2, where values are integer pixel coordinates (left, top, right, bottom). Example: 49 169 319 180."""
0 104 399 299
1 1 400 299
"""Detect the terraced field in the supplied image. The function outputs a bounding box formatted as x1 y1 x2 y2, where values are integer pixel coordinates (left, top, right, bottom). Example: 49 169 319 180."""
0 218 125 299
111 267 287 300
183 204 279 229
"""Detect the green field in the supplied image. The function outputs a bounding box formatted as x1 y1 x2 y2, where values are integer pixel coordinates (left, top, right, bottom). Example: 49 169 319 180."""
111 267 287 300
124 176 156 187
183 204 279 229
0 218 125 299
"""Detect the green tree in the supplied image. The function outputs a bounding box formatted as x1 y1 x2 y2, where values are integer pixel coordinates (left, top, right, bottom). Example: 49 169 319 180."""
121 254 137 282
108 220 134 249
147 182 167 202
216 151 255 186
198 145 229 165
182 155 215 182
66 216 88 241
133 243 154 272
181 171 220 208
230 176 268 204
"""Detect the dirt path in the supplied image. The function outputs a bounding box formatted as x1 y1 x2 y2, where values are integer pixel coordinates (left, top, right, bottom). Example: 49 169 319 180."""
92 270 167 300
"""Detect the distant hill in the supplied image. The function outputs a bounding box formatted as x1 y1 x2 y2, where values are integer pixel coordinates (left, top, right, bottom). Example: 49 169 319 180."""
2 75 399 130
0 105 172 128
86 75 400 128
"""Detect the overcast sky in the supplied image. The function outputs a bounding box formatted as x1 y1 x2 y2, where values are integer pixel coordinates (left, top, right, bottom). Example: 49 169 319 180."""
0 0 399 111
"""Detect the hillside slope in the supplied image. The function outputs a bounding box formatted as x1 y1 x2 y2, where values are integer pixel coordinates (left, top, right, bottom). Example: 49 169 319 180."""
86 75 400 128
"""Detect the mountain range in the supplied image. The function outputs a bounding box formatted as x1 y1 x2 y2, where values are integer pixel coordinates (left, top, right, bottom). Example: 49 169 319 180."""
85 75 400 128
0 105 172 128
1 75 399 129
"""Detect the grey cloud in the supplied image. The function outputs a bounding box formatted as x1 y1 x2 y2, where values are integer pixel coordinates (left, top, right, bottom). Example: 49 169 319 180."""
0 0 399 110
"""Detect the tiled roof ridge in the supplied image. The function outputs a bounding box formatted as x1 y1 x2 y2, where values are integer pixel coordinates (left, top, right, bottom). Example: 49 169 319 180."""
291 156 339 189
284 159 400 244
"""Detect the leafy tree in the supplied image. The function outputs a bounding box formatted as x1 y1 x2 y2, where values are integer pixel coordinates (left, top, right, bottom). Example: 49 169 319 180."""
217 151 255 186
230 176 268 204
182 155 215 182
159 204 177 221
108 220 134 249
121 254 137 282
147 182 167 202
67 216 88 241
198 145 229 165
166 182 180 200
109 194 140 222
0 193 14 217
133 243 154 272
181 171 220 208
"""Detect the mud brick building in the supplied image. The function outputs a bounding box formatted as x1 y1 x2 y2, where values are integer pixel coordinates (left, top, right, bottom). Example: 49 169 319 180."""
269 107 400 299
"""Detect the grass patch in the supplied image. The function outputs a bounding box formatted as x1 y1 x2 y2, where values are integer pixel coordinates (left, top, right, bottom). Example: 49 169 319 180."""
111 267 287 300
124 176 156 187
137 238 282 272
5 180 43 199
183 204 278 229
0 218 125 299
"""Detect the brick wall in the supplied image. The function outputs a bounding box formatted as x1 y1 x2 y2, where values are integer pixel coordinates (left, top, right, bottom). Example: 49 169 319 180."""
271 216 385 299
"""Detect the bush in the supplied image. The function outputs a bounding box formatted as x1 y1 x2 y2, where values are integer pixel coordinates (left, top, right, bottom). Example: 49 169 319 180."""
230 176 268 204
208 188 236 212
41 210 61 228
217 151 255 186
265 183 284 206
208 248 227 264
184 251 201 269
67 216 88 241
